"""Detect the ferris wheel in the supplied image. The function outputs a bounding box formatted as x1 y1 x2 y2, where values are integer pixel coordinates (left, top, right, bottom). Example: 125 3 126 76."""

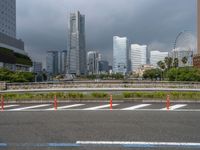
172 31 196 67
173 30 196 52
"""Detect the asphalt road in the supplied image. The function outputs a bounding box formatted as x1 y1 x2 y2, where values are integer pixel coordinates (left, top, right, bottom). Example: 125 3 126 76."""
0 110 200 150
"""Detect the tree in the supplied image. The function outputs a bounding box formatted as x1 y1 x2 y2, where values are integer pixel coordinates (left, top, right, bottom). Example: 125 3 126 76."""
157 61 166 70
181 57 188 66
166 67 200 81
173 58 179 68
164 57 173 70
143 69 162 80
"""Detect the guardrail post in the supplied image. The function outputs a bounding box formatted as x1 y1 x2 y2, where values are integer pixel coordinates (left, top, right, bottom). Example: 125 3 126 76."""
54 95 57 111
166 95 170 110
110 94 113 110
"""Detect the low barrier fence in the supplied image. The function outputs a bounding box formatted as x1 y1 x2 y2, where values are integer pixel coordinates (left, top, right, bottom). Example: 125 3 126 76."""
4 81 200 90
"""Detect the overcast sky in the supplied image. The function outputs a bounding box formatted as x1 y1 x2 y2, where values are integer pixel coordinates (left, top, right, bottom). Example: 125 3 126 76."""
16 0 196 67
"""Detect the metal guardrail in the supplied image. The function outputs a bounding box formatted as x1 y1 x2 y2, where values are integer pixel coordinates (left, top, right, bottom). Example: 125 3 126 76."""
1 88 200 94
1 80 200 90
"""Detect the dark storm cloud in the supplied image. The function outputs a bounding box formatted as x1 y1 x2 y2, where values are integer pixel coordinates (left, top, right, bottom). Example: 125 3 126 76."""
16 0 196 66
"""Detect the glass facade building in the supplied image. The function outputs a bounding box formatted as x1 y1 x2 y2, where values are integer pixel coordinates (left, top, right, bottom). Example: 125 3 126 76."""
113 36 128 75
46 51 59 75
68 11 86 75
0 0 16 38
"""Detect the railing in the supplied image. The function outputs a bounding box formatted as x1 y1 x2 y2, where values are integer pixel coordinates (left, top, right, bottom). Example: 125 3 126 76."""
3 80 200 90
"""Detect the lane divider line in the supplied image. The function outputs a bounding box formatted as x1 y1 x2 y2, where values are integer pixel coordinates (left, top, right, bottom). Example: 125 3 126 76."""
121 104 151 110
46 104 85 110
10 104 51 111
83 104 119 110
76 141 200 148
4 105 19 108
161 104 187 110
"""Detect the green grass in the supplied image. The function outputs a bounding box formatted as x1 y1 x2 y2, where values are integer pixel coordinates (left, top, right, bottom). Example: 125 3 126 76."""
0 91 200 101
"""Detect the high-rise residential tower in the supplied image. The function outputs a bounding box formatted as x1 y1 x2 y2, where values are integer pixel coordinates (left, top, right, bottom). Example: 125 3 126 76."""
0 0 16 38
130 44 147 72
113 36 128 75
68 11 86 75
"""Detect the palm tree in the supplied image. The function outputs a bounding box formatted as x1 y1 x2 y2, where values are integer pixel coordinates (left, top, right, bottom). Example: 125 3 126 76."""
181 57 188 67
157 61 166 80
164 57 173 70
157 61 166 70
173 58 179 68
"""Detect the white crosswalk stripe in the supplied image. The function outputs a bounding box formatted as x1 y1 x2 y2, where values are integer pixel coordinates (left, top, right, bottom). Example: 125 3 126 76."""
161 104 187 110
121 104 151 110
4 105 19 108
46 104 85 110
10 104 51 111
84 104 119 110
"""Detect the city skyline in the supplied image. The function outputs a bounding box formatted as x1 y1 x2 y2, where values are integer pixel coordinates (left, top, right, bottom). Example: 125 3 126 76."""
16 0 196 66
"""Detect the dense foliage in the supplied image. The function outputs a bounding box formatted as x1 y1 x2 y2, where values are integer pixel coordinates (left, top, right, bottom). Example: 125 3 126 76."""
166 67 200 81
87 73 124 80
143 69 162 80
0 68 34 82
143 67 200 82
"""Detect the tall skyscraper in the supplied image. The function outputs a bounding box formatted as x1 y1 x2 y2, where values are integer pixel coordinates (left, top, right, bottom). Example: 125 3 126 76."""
87 51 101 75
113 36 128 75
59 50 67 74
198 0 200 55
0 0 16 38
68 11 86 75
0 0 31 72
193 0 200 67
46 51 59 75
130 44 147 72
150 51 169 67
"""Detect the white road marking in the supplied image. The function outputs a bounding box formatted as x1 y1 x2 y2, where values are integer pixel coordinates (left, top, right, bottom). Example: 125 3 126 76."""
10 104 51 111
3 105 18 108
46 104 85 110
76 141 200 147
161 104 187 110
84 104 119 110
121 104 151 110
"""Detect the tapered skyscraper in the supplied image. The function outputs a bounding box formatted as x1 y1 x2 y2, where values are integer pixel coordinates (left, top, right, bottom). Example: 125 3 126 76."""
68 11 86 75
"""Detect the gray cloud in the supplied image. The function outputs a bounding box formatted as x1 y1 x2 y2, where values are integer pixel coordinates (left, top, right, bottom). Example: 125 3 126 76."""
16 0 196 67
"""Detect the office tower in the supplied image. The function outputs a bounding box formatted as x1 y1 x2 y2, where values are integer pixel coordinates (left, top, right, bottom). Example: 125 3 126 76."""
87 51 101 75
113 36 128 75
68 11 86 75
46 51 59 75
99 60 109 73
150 51 169 67
193 0 200 67
59 50 67 74
32 62 42 73
0 0 16 38
0 0 31 72
130 44 147 72
0 0 24 53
